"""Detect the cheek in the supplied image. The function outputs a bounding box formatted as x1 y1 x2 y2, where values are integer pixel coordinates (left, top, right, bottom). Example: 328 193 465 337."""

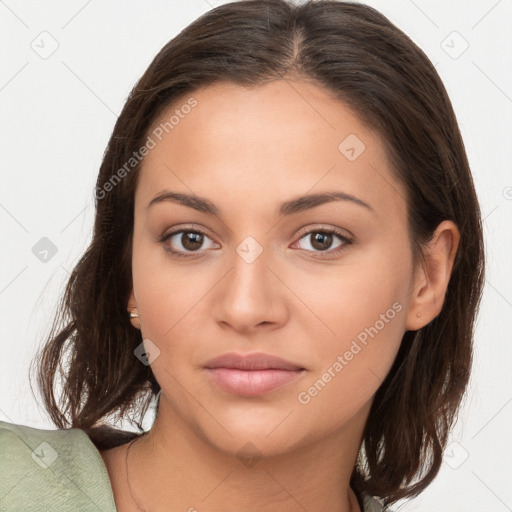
293 293 406 433
291 248 411 412
291 241 411 343
131 235 212 341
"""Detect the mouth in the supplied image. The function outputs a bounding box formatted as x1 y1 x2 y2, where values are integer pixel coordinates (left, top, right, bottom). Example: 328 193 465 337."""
203 352 306 397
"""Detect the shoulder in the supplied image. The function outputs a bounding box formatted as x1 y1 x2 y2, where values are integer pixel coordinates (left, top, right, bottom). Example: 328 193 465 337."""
0 421 117 512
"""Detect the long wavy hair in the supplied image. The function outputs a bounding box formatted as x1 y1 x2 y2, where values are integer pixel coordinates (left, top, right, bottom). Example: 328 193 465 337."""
34 0 485 505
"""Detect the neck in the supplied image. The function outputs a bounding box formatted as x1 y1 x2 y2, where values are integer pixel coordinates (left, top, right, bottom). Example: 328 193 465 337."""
119 398 368 512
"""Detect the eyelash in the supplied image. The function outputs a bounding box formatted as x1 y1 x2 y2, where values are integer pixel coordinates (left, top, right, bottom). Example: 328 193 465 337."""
159 224 353 259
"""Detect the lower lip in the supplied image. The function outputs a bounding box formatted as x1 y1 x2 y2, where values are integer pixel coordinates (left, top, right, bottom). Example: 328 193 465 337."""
205 368 304 396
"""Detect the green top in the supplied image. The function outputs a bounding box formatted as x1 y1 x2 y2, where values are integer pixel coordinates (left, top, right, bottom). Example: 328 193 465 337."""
0 421 390 511
0 420 117 511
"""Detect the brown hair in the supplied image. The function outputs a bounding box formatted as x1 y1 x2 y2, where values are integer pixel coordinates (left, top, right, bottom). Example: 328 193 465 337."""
34 0 484 505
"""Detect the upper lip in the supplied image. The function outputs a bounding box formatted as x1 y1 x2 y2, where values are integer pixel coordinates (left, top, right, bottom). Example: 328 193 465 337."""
204 352 304 371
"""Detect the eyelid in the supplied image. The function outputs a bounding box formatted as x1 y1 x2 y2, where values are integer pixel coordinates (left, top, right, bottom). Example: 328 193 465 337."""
293 224 354 242
160 223 214 241
159 224 219 256
290 224 354 257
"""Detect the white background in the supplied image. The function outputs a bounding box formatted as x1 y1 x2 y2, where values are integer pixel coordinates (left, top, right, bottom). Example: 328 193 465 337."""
1 1 511 511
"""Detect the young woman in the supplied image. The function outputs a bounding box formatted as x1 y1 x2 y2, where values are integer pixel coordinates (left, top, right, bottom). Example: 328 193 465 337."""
0 1 484 511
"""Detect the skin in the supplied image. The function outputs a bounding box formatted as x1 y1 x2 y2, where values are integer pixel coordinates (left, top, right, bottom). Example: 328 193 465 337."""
100 79 460 512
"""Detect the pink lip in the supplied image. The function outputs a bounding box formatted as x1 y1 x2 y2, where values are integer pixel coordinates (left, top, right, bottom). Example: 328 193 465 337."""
204 352 306 396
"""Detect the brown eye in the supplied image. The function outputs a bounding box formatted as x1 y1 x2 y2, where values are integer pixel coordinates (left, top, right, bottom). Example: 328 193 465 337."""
310 232 333 251
297 231 345 252
161 229 219 257
180 231 204 251
294 228 352 257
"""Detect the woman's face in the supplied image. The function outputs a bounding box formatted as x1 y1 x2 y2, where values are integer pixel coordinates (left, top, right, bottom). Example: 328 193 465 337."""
129 79 421 456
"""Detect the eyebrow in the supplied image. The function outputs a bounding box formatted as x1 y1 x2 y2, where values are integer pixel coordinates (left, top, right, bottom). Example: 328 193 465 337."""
147 190 375 216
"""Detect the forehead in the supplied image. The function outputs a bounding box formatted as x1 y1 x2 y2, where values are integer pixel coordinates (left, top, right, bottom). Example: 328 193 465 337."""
136 80 407 222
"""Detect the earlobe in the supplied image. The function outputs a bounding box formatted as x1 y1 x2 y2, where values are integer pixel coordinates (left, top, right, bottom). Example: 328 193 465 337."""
127 288 141 330
405 220 460 331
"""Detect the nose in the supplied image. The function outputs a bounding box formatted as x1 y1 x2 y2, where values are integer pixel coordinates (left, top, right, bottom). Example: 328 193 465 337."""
211 242 288 334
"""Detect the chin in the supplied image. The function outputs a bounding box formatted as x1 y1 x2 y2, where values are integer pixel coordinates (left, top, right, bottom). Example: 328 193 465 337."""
192 403 327 461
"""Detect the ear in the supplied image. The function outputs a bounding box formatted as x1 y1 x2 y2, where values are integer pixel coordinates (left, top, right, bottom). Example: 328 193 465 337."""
405 220 460 331
127 287 141 330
